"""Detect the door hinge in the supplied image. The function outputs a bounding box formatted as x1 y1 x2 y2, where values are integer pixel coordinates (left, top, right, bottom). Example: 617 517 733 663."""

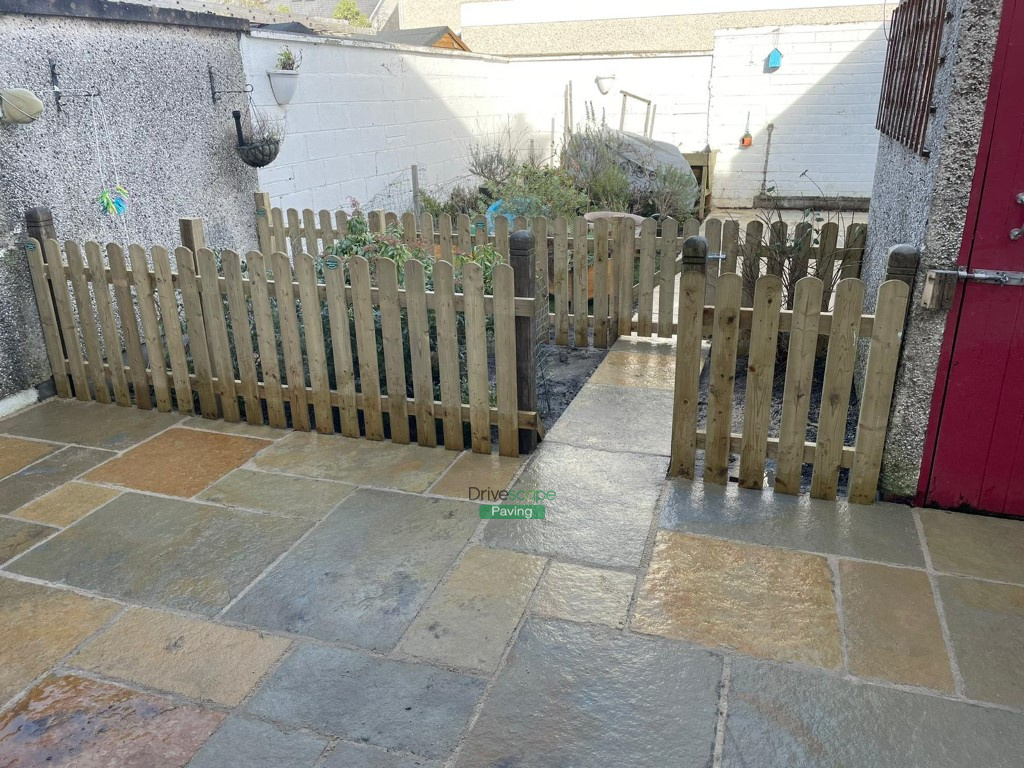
922 268 1024 309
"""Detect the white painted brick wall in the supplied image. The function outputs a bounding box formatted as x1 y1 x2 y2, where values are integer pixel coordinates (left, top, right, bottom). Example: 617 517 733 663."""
708 22 887 207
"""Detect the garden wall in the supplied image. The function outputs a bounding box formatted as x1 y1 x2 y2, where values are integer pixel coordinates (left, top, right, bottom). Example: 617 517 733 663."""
0 1 259 409
708 22 888 207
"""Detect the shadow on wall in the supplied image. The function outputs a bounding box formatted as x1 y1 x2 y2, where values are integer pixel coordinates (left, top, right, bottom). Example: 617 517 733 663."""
242 33 539 214
709 24 888 207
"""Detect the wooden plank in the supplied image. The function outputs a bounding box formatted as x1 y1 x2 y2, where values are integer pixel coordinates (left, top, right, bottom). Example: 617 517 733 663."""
657 217 678 338
335 210 349 240
271 251 311 431
775 276 824 495
420 213 434 249
617 218 637 337
463 261 491 453
767 220 787 280
196 248 240 422
377 257 410 444
841 223 866 279
705 217 723 261
456 214 472 256
810 278 865 500
271 207 287 257
790 222 812 305
404 259 437 447
295 252 333 434
127 245 171 412
220 250 262 424
25 239 71 399
593 218 611 348
816 222 840 310
473 214 487 249
637 217 656 337
302 209 319 256
84 242 131 405
553 216 569 345
108 243 151 409
494 215 510 259
738 274 783 489
254 192 273 254
401 212 418 245
740 220 763 307
704 272 743 484
849 280 909 504
349 255 384 440
367 210 383 233
572 216 589 346
439 214 454 262
286 208 304 258
66 241 110 404
323 255 360 437
433 260 464 450
493 263 519 457
175 246 217 418
668 269 706 478
722 220 739 274
318 210 336 249
385 211 400 230
246 251 287 428
151 246 193 414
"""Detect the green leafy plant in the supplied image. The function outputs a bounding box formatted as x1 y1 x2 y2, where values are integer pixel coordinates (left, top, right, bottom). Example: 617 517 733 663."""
275 46 301 71
644 165 698 221
492 165 588 221
333 0 370 26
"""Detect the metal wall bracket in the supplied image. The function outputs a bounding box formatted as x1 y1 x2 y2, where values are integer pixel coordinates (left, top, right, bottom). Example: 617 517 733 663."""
49 59 100 113
922 267 1024 309
208 65 253 104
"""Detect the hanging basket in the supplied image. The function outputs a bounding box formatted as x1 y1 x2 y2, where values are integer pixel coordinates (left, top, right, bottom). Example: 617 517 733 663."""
235 139 280 168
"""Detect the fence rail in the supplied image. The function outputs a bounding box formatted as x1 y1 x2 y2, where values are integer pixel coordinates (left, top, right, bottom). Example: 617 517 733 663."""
25 229 540 458
668 240 915 504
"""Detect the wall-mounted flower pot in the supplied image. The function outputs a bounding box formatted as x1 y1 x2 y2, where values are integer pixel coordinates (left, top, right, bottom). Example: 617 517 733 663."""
236 139 280 168
267 70 298 106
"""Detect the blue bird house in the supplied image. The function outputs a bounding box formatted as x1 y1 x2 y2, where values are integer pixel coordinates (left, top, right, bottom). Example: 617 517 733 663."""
766 48 783 71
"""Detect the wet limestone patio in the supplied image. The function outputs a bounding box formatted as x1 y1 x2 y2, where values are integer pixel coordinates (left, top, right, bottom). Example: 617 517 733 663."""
1 336 1023 766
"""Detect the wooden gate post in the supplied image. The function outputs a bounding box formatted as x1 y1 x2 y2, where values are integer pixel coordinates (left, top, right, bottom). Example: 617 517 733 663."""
884 244 920 326
511 229 539 454
681 235 709 275
179 218 206 266
24 206 67 397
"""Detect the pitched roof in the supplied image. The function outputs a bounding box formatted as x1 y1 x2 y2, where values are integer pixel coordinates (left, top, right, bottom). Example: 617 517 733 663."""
375 26 470 51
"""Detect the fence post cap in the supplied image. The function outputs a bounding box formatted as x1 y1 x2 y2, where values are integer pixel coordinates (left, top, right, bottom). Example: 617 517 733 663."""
509 230 536 252
24 206 53 224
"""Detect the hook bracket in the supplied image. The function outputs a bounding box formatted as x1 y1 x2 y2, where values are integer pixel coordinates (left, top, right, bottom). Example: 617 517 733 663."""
49 59 100 113
208 65 253 104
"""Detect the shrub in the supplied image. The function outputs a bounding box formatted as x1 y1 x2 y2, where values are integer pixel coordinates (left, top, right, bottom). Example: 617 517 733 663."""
333 0 369 25
493 165 588 221
644 165 698 221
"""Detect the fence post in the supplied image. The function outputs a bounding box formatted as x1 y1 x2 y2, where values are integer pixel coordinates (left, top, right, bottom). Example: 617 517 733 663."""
511 230 539 454
884 244 920 323
681 235 709 275
254 191 272 254
179 217 205 266
24 206 64 396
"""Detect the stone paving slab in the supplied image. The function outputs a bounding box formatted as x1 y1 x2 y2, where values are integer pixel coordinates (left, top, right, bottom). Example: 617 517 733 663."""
198 468 355 520
7 492 310 616
609 336 677 356
11 481 120 528
0 674 223 767
453 618 722 768
322 742 442 768
723 656 1024 768
179 416 289 441
225 489 478 650
187 716 329 768
483 442 668 568
840 560 953 691
660 478 926 566
252 432 457 492
588 350 677 390
0 399 182 450
70 607 291 706
0 445 115 515
245 642 485 760
633 531 841 668
921 509 1024 584
938 575 1024 707
0 577 120 705
427 451 523 500
0 435 56 478
85 428 272 497
0 517 55 563
543 384 673 456
396 547 545 673
531 561 636 628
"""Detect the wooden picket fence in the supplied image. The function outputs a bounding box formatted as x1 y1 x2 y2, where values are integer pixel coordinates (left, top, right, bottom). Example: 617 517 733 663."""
257 194 867 350
24 232 540 458
667 245 912 504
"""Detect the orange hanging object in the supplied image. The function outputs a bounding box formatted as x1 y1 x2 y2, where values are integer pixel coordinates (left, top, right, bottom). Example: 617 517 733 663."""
741 131 753 147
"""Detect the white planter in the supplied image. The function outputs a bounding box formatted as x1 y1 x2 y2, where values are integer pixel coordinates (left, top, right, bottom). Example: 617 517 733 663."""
267 70 299 106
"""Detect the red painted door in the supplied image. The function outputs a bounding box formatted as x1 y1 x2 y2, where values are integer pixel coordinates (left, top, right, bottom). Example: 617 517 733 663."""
922 0 1024 515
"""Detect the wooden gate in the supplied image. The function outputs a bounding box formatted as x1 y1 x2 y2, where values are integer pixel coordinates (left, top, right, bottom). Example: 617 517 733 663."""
25 228 538 458
668 240 912 504
920 0 1024 515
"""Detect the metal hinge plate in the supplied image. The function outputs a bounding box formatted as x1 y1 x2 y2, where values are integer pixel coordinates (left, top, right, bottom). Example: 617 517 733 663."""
922 268 1024 310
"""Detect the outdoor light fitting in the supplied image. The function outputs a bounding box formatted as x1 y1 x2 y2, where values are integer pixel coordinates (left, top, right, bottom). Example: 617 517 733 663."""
595 75 615 95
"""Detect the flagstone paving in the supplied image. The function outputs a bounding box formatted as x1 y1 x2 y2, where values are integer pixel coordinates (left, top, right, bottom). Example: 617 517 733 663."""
1 386 1023 766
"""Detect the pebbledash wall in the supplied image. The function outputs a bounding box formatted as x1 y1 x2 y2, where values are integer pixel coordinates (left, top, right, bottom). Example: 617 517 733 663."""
244 21 888 212
0 0 258 409
860 0 1004 500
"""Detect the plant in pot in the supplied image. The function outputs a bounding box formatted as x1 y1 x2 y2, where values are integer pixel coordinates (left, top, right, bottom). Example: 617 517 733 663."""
232 107 282 168
268 46 301 106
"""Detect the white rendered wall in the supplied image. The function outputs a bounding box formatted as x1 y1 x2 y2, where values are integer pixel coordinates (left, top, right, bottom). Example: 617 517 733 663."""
708 23 887 207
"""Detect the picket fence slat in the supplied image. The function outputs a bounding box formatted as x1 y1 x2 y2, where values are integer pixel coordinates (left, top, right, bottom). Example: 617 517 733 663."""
439 214 454 262
176 246 217 418
811 278 865 500
49 240 90 402
221 250 262 424
657 217 678 338
67 241 110 405
722 220 739 274
817 222 840 310
378 257 410 444
495 215 510 259
324 257 360 437
617 219 636 338
152 247 193 414
553 217 569 346
668 269 706 479
26 239 71 399
84 242 130 406
247 250 287 428
593 218 610 348
738 275 783 489
463 261 491 454
704 272 742 484
573 216 589 346
349 255 385 440
456 213 472 255
637 218 656 337
110 244 151 410
296 252 333 434
433 260 464 451
272 251 311 431
198 248 241 423
128 245 171 412
404 259 437 447
494 263 519 458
